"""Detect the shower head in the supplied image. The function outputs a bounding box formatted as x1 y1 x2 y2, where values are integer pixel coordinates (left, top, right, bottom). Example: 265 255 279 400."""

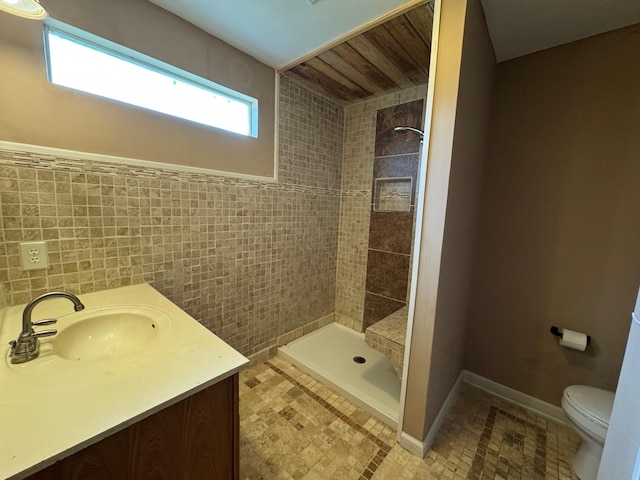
394 126 424 139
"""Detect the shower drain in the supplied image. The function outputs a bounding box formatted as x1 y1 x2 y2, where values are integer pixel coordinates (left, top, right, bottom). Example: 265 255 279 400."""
352 356 366 364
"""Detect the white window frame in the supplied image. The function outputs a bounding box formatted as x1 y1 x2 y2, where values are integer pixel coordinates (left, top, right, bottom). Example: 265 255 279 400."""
43 19 259 138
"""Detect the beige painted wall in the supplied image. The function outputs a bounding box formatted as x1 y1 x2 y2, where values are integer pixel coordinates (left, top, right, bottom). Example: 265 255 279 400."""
465 24 640 405
0 0 276 178
402 0 495 441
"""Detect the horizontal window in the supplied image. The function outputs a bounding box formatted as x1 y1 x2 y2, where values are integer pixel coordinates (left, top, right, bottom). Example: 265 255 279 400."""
44 21 258 137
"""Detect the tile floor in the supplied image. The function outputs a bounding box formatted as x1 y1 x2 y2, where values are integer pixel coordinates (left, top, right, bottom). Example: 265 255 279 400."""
239 356 581 480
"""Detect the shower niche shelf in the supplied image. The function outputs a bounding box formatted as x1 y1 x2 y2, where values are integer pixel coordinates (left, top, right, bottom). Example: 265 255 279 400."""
373 177 413 213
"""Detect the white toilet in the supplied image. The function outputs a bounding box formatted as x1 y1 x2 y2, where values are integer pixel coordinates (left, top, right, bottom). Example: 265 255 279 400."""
561 385 615 480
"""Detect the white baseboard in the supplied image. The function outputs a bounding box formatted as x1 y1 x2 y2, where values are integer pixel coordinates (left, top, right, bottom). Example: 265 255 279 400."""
423 370 464 452
399 369 464 458
462 370 567 425
398 431 427 457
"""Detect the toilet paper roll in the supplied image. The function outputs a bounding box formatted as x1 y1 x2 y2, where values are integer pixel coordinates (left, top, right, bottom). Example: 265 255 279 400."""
560 328 588 351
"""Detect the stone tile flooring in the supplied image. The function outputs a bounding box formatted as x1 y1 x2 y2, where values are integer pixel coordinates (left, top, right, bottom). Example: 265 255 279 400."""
239 356 581 480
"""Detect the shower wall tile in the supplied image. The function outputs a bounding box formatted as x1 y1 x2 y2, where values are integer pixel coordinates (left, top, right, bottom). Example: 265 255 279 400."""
276 312 334 350
0 74 343 358
365 249 410 302
368 211 414 255
374 100 425 157
373 177 412 213
363 292 406 330
372 154 421 204
365 305 408 378
361 99 424 331
278 74 344 191
334 194 369 324
335 85 427 332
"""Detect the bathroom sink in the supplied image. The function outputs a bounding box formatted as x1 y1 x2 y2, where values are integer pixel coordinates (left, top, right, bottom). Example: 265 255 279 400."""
53 306 171 361
0 284 249 480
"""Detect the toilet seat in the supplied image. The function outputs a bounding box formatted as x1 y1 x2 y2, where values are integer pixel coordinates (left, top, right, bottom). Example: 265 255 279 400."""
562 386 614 441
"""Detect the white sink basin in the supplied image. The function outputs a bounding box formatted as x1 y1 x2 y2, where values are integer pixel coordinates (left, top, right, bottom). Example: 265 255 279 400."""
53 306 171 361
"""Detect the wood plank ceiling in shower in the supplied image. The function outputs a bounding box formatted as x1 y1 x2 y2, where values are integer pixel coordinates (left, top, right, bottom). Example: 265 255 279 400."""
283 4 433 103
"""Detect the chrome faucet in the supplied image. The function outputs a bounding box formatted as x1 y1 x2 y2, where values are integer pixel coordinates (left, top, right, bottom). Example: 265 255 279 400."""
9 292 85 364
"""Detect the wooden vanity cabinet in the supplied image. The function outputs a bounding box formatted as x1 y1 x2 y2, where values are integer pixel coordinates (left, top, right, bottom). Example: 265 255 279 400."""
25 374 239 480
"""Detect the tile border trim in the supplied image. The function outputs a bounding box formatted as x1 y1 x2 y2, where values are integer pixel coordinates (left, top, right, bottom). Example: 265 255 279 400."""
469 405 549 479
265 361 393 480
0 142 340 196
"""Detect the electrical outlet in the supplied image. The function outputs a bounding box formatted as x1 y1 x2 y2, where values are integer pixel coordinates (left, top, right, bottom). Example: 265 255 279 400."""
19 241 49 271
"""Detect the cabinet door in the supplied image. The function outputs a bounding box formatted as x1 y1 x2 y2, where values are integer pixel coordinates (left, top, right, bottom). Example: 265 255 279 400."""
26 374 239 480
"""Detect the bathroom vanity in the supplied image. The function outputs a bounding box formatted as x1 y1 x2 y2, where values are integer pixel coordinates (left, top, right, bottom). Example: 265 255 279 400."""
0 284 249 480
23 374 239 480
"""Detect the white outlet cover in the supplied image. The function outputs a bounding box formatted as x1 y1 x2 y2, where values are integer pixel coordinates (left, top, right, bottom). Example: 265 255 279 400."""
19 241 50 270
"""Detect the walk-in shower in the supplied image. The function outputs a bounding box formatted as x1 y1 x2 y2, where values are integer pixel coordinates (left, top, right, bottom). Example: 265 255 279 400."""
279 99 427 428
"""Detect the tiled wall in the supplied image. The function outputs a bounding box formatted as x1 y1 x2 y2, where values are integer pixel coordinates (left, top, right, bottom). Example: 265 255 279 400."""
335 86 427 332
0 73 343 358
365 306 408 379
363 100 423 330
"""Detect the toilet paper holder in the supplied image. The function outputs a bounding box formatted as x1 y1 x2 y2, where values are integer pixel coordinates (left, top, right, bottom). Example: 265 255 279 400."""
550 326 591 346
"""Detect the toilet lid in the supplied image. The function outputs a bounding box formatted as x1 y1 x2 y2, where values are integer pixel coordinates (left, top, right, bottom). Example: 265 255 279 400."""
564 385 615 426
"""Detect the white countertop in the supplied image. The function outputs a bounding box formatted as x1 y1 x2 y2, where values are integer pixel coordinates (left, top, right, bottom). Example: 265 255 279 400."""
0 283 249 480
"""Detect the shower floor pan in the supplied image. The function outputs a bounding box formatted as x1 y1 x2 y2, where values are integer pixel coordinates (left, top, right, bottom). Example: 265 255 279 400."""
279 322 401 427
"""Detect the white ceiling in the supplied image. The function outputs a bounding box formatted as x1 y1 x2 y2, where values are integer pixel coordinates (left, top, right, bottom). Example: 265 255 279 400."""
146 0 420 70
482 0 640 62
148 0 640 68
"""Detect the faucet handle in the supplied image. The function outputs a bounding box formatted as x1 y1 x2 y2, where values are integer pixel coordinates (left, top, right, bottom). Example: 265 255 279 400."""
32 329 57 338
32 318 57 327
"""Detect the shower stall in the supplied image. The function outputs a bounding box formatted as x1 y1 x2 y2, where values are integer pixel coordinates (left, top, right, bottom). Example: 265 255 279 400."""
283 0 498 457
280 95 427 427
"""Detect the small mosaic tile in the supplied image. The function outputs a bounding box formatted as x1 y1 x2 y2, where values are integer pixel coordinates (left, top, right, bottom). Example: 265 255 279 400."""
239 356 581 480
240 356 396 480
365 306 408 379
